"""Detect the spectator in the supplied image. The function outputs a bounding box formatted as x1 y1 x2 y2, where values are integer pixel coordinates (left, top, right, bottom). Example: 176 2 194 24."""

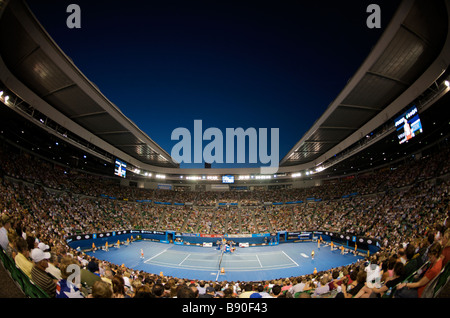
30 248 56 298
0 214 11 252
133 285 153 298
101 268 114 286
396 242 444 298
238 283 255 298
14 237 33 278
46 252 62 281
25 236 36 254
289 277 307 296
256 284 272 298
386 256 397 279
152 283 165 298
197 280 206 295
123 270 132 291
199 286 216 298
188 283 199 298
56 257 84 298
403 243 422 280
111 275 130 298
6 230 18 260
441 229 450 267
213 283 224 298
80 259 101 293
222 287 236 298
355 262 405 298
87 259 100 277
177 286 196 298
338 270 367 298
313 276 330 297
270 284 282 298
88 280 113 298
250 292 263 298
130 278 143 297
281 278 292 293
398 248 407 265
162 281 172 298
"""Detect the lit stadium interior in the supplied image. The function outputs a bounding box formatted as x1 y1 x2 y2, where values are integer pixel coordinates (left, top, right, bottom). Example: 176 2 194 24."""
0 0 449 303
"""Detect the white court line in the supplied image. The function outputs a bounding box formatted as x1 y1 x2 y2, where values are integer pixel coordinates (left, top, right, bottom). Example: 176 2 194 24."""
147 260 217 270
144 248 299 271
282 251 299 267
179 254 191 266
255 254 263 268
217 259 258 263
144 246 172 263
146 259 297 271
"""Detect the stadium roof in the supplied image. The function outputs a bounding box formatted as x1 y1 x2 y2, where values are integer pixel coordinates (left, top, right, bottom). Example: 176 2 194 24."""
280 0 450 168
0 0 450 175
0 0 178 168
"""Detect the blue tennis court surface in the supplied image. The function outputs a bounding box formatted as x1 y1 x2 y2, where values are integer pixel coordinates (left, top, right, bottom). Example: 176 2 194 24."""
86 241 363 282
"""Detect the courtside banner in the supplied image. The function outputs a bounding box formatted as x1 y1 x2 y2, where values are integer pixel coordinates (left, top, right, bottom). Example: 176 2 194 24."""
225 234 253 238
200 234 223 238
178 233 200 237
321 231 381 246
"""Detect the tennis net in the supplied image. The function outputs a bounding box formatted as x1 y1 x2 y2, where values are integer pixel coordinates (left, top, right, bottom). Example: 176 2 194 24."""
218 249 225 270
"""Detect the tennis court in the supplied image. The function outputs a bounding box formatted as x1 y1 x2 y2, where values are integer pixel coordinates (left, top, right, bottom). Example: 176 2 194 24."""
86 240 363 282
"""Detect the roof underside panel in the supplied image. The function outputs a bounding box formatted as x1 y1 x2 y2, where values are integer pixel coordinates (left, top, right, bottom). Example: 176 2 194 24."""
321 106 378 128
44 85 106 118
341 73 407 109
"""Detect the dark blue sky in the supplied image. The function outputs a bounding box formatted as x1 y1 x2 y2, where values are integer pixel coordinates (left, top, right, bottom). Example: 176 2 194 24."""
26 0 400 169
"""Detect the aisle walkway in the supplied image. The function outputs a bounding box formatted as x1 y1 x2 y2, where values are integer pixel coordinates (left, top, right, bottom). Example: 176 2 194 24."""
0 259 25 298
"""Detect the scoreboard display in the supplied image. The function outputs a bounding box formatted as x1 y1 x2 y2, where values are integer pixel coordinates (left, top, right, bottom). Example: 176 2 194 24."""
222 175 235 184
114 158 127 178
395 106 423 144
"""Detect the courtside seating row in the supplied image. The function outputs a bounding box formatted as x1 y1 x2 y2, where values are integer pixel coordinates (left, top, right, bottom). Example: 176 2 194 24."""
381 260 450 298
421 261 450 298
0 246 49 298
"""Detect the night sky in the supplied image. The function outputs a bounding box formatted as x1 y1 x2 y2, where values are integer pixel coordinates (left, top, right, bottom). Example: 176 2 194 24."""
25 0 401 169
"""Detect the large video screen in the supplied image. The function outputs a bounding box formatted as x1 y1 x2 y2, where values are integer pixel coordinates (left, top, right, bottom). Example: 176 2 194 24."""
395 106 423 145
114 158 127 178
222 175 235 184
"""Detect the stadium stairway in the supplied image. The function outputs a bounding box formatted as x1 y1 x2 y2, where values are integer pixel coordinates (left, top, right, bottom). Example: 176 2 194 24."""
0 247 49 298
0 256 25 298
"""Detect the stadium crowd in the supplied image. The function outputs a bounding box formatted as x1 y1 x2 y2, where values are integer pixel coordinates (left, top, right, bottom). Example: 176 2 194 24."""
0 140 449 298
